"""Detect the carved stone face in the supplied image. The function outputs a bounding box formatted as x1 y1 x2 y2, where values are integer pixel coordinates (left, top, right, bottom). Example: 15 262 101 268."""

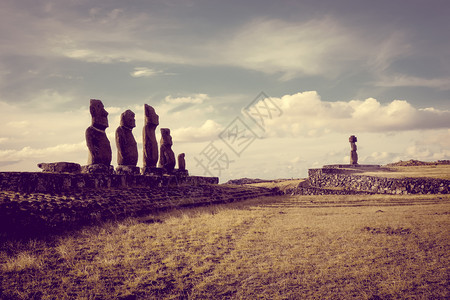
90 99 109 130
144 104 159 126
160 128 172 146
120 110 136 129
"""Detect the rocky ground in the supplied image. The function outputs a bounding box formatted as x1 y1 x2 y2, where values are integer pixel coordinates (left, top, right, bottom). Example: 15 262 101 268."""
0 184 277 240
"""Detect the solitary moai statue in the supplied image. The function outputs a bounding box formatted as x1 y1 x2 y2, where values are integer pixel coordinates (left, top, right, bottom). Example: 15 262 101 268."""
158 128 176 172
349 135 358 165
142 104 159 173
115 110 139 174
177 153 186 171
85 99 112 172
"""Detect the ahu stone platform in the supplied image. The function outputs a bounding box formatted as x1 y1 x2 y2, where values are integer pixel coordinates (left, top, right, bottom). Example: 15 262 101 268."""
288 165 449 195
0 172 218 194
322 164 381 170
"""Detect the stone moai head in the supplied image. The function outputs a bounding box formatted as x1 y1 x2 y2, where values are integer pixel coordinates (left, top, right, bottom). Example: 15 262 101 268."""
90 99 109 130
349 135 357 143
120 110 136 129
145 104 159 126
160 128 172 146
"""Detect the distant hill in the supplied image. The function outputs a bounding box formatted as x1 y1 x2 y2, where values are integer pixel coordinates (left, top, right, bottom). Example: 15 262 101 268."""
225 178 271 185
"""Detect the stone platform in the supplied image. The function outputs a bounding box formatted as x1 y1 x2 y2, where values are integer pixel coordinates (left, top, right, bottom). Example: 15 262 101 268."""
323 164 381 169
0 172 218 194
303 165 449 195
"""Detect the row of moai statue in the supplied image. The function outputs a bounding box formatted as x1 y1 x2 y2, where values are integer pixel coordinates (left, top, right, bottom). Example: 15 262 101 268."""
84 99 186 175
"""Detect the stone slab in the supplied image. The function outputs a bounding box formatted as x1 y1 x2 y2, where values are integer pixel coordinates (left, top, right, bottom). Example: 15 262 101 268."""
81 164 114 174
37 162 82 174
115 165 141 175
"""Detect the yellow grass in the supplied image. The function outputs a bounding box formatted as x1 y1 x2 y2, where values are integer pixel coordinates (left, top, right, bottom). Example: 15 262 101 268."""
361 164 450 180
1 194 449 299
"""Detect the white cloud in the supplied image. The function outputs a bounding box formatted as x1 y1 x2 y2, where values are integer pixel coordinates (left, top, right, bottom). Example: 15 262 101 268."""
402 129 450 161
130 67 161 78
50 36 185 65
0 143 85 161
172 119 222 143
6 121 29 129
164 94 210 104
105 106 123 115
265 91 450 137
415 128 450 149
25 89 76 110
0 142 87 172
364 151 401 165
0 99 90 151
375 74 450 90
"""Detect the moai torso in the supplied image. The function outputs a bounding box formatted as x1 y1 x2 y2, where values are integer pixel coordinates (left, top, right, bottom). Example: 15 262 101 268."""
143 104 159 168
158 128 176 172
86 99 112 166
116 110 138 166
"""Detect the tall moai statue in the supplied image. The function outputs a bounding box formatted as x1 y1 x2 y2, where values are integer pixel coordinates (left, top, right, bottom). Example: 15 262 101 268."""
349 135 358 165
158 128 176 172
142 104 159 174
115 110 140 174
84 99 113 173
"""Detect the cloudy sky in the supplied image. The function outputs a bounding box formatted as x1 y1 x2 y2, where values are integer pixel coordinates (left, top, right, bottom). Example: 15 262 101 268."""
1 0 449 182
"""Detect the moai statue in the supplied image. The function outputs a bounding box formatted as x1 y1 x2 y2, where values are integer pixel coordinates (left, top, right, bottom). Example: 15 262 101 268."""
158 128 176 172
115 110 139 174
84 99 113 173
349 135 358 165
142 104 159 174
177 153 186 171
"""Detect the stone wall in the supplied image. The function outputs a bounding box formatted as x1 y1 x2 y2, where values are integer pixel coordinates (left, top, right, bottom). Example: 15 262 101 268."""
308 168 450 194
0 172 218 194
0 172 277 239
285 185 373 196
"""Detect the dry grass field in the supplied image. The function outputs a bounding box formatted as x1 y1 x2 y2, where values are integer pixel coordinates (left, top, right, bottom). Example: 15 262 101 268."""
361 164 450 180
1 193 449 299
246 178 305 191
